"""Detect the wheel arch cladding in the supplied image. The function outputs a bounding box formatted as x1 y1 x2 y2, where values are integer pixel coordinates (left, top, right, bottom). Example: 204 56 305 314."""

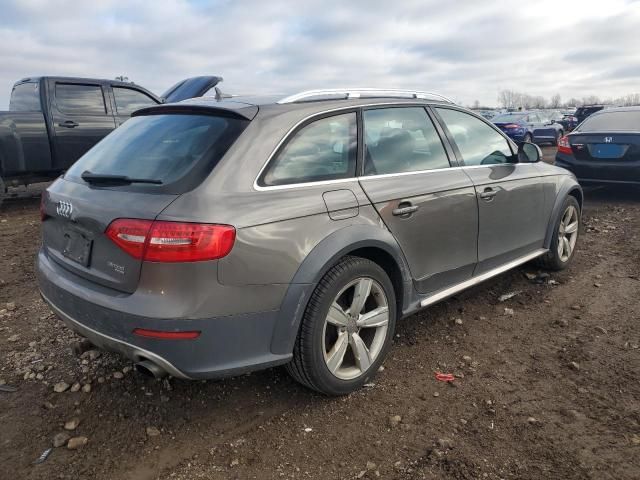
543 178 583 249
269 225 412 356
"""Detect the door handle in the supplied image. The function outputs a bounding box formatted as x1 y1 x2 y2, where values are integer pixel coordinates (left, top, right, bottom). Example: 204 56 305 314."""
58 120 79 128
479 188 497 200
392 203 419 216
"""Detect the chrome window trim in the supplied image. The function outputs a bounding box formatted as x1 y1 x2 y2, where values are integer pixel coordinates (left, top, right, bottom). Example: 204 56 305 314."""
252 102 522 191
253 102 438 191
253 163 522 191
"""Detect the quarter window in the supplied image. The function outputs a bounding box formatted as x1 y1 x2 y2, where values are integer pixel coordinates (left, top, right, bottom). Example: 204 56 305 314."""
261 113 357 186
9 82 41 111
113 87 156 115
435 108 514 166
363 107 450 175
55 84 106 115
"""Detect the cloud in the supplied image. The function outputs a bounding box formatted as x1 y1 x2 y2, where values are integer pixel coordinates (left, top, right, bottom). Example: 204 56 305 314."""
0 0 639 108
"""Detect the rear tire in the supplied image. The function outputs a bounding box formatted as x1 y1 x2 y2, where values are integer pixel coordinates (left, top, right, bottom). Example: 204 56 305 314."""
524 133 533 143
537 196 580 271
286 256 396 396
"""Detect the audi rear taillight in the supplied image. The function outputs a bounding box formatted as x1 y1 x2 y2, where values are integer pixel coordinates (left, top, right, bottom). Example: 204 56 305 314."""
557 135 572 154
105 219 235 262
505 123 520 129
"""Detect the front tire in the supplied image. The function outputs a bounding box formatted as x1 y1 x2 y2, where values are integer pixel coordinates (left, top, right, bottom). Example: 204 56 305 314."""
537 196 580 270
287 256 397 395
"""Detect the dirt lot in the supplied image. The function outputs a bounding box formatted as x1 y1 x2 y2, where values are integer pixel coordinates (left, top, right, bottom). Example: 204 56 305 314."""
1 149 639 480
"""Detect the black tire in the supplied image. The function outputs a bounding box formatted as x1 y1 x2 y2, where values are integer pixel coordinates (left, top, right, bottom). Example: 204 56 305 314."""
523 133 533 143
537 196 581 271
286 256 397 396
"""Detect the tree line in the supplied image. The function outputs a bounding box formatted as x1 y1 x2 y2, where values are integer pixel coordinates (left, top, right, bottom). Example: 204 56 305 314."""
488 90 640 110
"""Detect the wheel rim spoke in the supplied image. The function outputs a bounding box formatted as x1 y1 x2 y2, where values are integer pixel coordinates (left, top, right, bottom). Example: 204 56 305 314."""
350 278 372 316
349 332 371 372
564 221 578 234
558 236 565 257
563 236 571 257
327 303 350 327
357 306 389 328
326 331 349 373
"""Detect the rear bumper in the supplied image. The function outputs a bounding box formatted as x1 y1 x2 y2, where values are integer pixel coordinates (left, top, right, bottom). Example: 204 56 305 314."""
37 249 292 379
555 152 640 185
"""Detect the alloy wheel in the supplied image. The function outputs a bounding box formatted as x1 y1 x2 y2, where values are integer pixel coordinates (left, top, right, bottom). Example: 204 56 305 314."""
322 277 389 380
557 205 579 262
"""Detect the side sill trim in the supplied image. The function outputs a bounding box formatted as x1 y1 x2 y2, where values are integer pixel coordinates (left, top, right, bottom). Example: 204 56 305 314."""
420 249 547 308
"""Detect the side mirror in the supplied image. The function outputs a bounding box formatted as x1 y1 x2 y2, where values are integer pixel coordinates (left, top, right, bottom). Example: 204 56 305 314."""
518 142 542 163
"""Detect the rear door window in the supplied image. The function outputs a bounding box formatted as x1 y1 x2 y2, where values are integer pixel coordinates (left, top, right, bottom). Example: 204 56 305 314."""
55 84 106 115
65 113 248 193
9 82 41 111
435 108 514 166
363 107 450 175
260 112 357 186
113 87 157 115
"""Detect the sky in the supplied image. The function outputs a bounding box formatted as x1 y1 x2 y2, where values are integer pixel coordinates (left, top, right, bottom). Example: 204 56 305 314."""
1 0 639 109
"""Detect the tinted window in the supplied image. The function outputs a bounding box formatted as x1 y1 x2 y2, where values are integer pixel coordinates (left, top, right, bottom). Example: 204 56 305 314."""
436 108 514 166
363 107 449 175
113 87 156 115
492 114 526 123
55 84 106 115
261 113 357 186
65 114 248 193
9 82 41 111
577 110 640 132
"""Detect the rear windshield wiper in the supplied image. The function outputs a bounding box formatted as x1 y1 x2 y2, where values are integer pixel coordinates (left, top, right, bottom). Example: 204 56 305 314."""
81 171 163 185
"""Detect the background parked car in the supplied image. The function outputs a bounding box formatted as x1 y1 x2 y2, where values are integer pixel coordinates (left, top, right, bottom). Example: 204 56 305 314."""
558 111 579 132
574 104 607 124
0 75 222 203
556 106 640 185
491 110 564 145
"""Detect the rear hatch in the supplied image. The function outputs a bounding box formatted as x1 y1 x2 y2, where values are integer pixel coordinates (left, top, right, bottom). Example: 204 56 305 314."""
41 109 249 293
42 183 177 293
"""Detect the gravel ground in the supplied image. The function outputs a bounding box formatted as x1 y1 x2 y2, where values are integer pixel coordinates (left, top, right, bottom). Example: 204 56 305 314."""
1 150 639 479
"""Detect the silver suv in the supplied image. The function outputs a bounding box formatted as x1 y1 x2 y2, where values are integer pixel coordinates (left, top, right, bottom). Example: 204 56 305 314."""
37 88 582 395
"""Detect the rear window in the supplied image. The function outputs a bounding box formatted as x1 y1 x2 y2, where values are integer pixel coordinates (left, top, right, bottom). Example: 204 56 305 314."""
492 114 526 123
10 82 41 111
65 113 248 193
576 110 640 132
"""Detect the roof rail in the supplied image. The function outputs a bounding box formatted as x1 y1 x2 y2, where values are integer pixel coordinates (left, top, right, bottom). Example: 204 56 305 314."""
277 88 454 104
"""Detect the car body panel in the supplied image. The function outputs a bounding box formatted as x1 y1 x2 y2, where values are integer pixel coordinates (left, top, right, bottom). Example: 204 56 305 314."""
462 164 547 273
359 170 478 294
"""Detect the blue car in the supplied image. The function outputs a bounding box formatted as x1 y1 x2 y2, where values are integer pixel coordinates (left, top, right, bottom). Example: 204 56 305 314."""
492 111 565 145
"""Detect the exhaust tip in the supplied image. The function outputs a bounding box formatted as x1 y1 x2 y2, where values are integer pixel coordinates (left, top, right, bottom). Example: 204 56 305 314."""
135 359 167 379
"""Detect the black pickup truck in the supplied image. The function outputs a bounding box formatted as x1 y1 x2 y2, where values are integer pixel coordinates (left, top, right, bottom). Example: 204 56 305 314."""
0 75 221 200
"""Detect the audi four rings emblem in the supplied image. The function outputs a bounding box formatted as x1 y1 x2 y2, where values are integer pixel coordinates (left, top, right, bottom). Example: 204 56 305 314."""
56 201 73 218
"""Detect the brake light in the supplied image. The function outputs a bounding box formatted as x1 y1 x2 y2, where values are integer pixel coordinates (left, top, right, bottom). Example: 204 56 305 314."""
557 135 572 154
132 328 201 340
105 219 235 262
505 123 521 129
